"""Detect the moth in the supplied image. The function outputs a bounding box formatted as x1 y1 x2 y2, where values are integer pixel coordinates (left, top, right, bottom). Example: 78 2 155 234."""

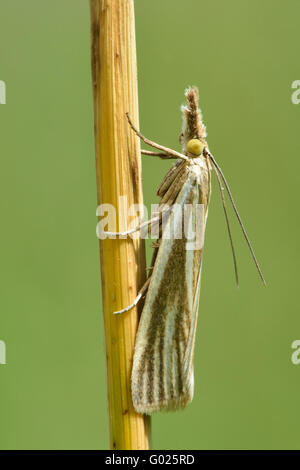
110 87 265 414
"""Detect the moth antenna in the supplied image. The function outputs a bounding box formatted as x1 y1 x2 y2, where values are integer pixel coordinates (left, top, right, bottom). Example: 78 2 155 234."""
207 152 266 286
212 165 239 287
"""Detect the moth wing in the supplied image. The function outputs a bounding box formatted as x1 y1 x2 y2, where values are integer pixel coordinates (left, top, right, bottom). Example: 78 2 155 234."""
131 164 209 414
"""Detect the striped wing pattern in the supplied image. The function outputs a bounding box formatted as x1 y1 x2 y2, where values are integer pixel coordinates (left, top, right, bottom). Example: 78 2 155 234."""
131 159 210 414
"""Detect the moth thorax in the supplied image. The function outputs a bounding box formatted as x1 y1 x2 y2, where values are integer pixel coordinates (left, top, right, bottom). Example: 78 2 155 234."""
186 139 204 157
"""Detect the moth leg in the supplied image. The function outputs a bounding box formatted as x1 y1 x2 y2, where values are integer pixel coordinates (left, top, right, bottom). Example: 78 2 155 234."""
113 276 151 315
141 150 176 160
126 113 188 161
145 265 154 271
103 215 161 237
103 206 171 237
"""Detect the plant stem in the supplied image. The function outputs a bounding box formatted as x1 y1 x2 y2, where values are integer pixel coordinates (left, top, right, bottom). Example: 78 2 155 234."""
89 0 151 450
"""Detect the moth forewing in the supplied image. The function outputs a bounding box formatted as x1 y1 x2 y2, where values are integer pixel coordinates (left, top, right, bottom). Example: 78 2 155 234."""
111 86 265 414
131 157 210 414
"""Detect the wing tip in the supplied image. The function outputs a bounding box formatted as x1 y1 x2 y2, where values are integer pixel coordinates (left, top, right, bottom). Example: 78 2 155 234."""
132 391 194 415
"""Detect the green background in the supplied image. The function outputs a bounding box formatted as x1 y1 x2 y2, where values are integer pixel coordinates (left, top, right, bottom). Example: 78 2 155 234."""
0 0 299 450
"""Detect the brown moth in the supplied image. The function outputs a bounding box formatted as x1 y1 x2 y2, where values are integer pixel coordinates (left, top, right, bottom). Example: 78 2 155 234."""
110 87 265 414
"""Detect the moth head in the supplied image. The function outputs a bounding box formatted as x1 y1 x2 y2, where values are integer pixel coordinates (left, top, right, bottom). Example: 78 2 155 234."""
186 139 204 157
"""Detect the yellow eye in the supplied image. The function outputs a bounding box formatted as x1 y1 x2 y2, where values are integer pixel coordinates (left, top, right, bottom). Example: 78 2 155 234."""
186 139 204 156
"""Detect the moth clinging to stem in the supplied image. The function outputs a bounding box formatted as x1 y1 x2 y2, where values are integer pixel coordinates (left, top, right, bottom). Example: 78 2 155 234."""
108 86 265 414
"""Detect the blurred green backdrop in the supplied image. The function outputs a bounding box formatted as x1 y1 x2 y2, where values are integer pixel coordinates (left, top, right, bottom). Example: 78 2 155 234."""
0 0 300 450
